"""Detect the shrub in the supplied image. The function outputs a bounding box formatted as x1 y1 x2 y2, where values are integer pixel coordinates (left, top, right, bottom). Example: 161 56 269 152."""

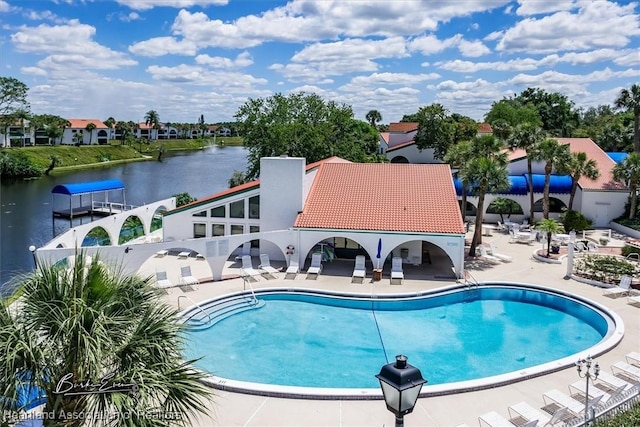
0 152 42 179
561 209 592 232
574 255 638 283
622 244 640 258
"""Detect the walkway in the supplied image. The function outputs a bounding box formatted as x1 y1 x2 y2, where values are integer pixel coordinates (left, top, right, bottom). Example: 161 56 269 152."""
153 228 639 427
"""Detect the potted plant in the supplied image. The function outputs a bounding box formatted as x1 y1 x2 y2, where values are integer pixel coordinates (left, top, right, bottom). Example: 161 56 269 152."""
551 245 560 254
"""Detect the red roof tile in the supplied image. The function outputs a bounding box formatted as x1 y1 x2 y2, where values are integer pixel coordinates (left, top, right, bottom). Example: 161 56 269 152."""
294 163 464 233
388 122 419 133
477 122 492 134
387 139 416 152
67 119 107 129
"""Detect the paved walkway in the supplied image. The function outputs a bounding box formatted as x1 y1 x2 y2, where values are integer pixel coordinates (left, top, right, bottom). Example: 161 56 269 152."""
152 228 639 427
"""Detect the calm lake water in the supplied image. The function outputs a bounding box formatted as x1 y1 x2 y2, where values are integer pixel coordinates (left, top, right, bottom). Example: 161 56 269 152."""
0 145 248 295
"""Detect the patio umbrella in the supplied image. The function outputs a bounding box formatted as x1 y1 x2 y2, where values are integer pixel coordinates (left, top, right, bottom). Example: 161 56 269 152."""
376 238 382 269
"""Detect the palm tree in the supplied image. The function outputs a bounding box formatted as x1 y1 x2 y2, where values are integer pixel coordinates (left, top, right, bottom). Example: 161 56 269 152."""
614 83 640 152
0 252 213 426
444 140 472 221
556 151 600 210
535 218 565 257
85 122 97 145
508 123 545 221
145 110 160 141
613 152 640 220
104 116 116 141
530 138 571 219
365 110 382 128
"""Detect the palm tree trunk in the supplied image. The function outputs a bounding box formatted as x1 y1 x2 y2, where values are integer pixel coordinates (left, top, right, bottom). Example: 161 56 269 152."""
527 158 535 221
630 182 638 220
568 182 577 211
468 189 486 257
543 164 552 219
634 113 639 153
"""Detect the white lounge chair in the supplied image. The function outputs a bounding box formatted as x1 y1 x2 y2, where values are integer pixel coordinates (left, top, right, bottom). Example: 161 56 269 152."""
603 275 633 298
478 246 501 264
306 253 323 279
569 380 624 404
179 265 199 290
391 256 404 285
478 410 513 427
285 259 299 280
626 352 640 367
611 361 640 382
258 254 280 279
508 401 555 426
352 255 366 283
627 294 640 308
595 370 633 393
155 268 173 289
543 389 603 417
488 242 513 262
241 255 262 282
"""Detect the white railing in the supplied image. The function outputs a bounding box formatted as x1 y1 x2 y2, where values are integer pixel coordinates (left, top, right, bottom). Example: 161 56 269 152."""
92 201 136 214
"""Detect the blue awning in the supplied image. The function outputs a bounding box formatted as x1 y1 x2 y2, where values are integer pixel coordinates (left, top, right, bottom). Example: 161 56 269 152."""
51 179 125 196
528 174 572 193
453 175 527 196
606 152 628 164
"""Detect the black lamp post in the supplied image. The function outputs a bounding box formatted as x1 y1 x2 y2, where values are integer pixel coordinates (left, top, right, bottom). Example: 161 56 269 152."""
376 355 427 427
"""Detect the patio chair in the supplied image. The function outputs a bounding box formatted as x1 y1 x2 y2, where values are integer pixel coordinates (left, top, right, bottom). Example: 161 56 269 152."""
285 259 299 280
626 352 640 367
478 411 514 427
569 380 624 404
628 294 640 308
542 389 602 418
179 265 199 291
390 256 404 285
351 255 366 283
507 401 552 426
478 246 501 264
306 253 323 279
602 275 633 298
595 370 633 393
241 255 262 282
258 254 280 279
234 243 251 262
611 361 640 382
488 242 513 262
155 268 173 289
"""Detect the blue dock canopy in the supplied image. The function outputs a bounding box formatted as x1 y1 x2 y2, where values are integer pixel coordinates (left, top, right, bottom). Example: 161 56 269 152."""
52 179 125 196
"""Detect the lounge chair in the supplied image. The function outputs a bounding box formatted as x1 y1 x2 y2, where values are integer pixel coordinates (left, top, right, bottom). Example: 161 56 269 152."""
258 254 280 279
306 253 323 279
611 361 640 382
603 275 633 298
595 370 633 393
569 380 624 404
478 246 501 264
179 265 199 290
285 259 299 280
478 410 514 427
508 401 555 426
626 352 640 367
543 389 603 418
234 243 251 262
352 255 366 283
627 294 640 308
241 255 262 282
390 256 404 285
488 242 513 262
155 268 173 289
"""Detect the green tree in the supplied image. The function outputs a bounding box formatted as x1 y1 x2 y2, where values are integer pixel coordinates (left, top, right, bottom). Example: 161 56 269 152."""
228 170 248 187
508 123 546 220
614 83 640 152
235 92 378 179
556 151 600 210
365 110 382 128
145 110 160 141
450 113 480 144
104 116 116 141
85 122 97 145
613 152 640 220
535 218 565 257
173 192 196 207
0 77 29 117
515 88 580 137
460 136 510 256
72 131 83 145
198 114 206 137
413 103 454 160
0 252 212 426
44 154 61 175
485 98 541 128
487 197 522 222
444 140 472 221
530 139 572 219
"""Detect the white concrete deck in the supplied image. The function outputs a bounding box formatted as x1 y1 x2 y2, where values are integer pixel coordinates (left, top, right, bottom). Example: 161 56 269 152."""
144 228 640 427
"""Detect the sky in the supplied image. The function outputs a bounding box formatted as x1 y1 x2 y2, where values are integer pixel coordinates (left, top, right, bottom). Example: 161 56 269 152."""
1 0 639 125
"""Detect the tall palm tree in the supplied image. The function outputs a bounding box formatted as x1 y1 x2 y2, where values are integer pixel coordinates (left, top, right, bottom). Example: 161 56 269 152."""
444 140 472 221
508 123 545 221
556 151 600 210
530 138 571 219
365 110 382 128
614 83 640 152
145 110 160 141
535 218 565 257
0 252 213 426
613 152 640 220
85 122 97 145
104 116 116 141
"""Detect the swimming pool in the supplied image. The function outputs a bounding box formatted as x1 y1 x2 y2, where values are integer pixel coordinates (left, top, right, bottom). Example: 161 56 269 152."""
182 283 623 398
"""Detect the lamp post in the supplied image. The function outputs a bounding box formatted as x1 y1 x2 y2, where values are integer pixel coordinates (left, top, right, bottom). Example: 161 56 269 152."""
28 245 37 268
376 355 426 427
576 356 599 422
565 230 576 279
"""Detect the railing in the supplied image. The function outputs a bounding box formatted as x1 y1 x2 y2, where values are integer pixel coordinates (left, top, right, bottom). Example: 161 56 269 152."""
241 275 259 305
91 201 137 214
565 384 640 427
178 295 212 325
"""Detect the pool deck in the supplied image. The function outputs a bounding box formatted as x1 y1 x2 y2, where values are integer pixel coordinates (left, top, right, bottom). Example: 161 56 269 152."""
148 228 640 427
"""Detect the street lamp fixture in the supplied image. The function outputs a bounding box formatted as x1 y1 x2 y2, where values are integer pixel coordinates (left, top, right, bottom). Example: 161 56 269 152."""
376 355 427 427
28 245 37 268
576 356 599 422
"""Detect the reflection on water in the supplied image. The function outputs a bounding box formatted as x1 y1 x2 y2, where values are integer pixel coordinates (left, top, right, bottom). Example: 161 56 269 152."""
1 145 247 294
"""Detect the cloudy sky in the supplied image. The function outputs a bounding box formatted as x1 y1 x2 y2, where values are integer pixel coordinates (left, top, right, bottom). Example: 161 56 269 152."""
1 0 639 125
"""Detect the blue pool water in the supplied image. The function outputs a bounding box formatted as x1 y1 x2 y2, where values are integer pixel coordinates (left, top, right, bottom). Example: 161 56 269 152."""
183 286 609 390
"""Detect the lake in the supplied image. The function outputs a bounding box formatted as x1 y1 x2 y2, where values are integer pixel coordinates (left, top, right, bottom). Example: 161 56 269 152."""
0 145 248 295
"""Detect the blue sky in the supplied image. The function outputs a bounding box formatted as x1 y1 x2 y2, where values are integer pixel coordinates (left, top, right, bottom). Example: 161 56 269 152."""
1 0 639 125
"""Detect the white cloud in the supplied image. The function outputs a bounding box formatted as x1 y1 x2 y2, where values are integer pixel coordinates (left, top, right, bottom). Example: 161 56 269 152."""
515 0 575 16
497 1 640 53
408 34 461 55
345 72 440 89
129 36 198 56
120 12 141 22
0 1 9 13
291 37 408 63
457 39 491 57
147 64 268 89
195 51 253 69
115 0 228 11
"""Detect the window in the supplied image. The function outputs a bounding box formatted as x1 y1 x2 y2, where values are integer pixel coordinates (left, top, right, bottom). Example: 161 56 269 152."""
210 205 225 218
230 225 244 235
249 226 260 233
212 224 225 236
192 210 207 217
193 223 206 238
230 200 244 218
249 196 260 219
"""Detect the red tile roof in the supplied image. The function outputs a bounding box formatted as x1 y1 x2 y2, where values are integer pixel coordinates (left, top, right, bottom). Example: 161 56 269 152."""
294 163 464 233
477 122 492 134
507 138 625 191
387 139 416 152
67 119 107 129
388 122 419 133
